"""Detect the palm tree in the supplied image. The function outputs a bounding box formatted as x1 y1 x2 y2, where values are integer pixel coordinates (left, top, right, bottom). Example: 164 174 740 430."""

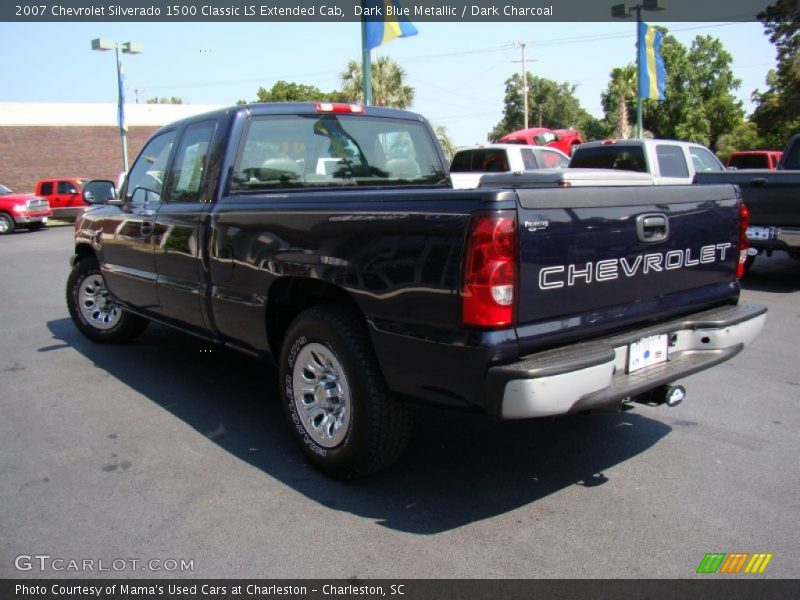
610 66 636 139
340 56 415 109
434 125 457 161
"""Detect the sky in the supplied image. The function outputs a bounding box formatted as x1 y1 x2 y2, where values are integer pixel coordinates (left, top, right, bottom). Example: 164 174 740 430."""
0 20 777 147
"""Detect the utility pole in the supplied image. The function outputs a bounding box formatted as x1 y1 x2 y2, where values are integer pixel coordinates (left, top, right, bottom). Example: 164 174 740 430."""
512 41 536 130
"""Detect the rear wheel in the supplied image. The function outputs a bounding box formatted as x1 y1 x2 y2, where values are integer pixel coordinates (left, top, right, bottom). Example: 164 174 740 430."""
0 213 14 235
279 306 412 479
66 257 149 343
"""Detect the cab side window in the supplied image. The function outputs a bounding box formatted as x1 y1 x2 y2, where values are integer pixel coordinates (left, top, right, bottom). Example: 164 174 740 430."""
165 121 216 203
39 182 53 195
124 130 176 206
521 149 538 169
57 181 77 194
656 145 690 178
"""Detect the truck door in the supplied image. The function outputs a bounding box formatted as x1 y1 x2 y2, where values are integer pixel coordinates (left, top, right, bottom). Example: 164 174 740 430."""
99 129 176 311
153 119 217 331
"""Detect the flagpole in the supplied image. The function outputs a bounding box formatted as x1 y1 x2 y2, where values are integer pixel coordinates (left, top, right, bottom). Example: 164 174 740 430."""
635 5 643 139
360 5 373 105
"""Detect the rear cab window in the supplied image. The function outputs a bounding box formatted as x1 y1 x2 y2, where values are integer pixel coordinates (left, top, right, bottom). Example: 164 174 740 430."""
231 114 445 191
569 145 647 172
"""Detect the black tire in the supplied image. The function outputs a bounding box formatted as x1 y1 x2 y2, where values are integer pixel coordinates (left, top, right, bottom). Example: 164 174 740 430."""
743 254 756 273
27 222 45 231
0 212 15 235
66 257 149 343
279 306 412 479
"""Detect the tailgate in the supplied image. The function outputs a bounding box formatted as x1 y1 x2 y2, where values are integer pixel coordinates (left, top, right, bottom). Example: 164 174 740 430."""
514 185 741 351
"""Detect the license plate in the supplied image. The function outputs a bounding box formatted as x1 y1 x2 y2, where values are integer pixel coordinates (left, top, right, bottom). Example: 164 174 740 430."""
628 334 669 373
746 226 772 241
41 217 48 224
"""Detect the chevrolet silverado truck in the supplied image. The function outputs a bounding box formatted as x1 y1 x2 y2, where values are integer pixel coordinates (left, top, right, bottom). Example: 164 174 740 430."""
695 134 800 268
67 103 766 479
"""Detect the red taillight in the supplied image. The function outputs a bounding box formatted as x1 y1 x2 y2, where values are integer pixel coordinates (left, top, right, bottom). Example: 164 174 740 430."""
737 201 750 279
315 102 364 114
462 212 517 328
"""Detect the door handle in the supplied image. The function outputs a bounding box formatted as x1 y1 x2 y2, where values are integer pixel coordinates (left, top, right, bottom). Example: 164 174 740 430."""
636 213 669 243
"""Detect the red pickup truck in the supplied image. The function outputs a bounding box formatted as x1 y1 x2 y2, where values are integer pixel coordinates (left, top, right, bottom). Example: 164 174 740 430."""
499 127 584 156
0 183 52 234
34 178 91 220
726 151 783 170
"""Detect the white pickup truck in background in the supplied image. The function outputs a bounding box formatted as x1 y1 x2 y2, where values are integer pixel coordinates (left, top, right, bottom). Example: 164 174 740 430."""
449 143 569 189
569 139 724 184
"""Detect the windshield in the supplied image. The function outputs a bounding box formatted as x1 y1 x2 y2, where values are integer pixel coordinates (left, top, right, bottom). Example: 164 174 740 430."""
232 114 446 191
0 184 12 195
535 132 558 146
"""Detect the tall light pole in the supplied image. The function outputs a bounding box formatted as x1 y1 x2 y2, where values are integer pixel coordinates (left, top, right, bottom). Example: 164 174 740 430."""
512 41 536 130
91 38 143 172
611 0 665 139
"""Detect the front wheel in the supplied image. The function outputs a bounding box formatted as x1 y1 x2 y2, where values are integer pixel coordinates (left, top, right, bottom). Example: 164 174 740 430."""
279 306 412 479
0 213 15 235
66 257 149 343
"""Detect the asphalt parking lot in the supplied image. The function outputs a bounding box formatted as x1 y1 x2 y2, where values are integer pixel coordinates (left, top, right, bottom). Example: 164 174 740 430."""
1 223 798 579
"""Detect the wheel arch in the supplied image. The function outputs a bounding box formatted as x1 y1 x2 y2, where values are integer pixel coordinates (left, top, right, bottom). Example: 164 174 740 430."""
266 276 365 357
73 242 97 265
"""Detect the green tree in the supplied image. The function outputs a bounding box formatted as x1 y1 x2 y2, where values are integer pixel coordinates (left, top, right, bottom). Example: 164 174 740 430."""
641 30 711 146
715 122 764 163
752 0 800 148
686 35 744 150
339 57 415 108
489 73 592 141
434 125 457 161
255 80 345 103
146 97 183 104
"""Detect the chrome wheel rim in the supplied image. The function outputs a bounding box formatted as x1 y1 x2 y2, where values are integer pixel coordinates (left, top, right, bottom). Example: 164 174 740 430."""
292 343 351 448
0 216 10 233
78 274 122 330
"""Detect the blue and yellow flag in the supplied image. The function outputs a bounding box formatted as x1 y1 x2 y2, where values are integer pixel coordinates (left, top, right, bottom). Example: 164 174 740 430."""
364 0 418 50
638 22 666 101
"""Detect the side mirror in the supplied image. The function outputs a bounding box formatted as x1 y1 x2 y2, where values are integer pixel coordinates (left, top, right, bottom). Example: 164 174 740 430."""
82 180 117 204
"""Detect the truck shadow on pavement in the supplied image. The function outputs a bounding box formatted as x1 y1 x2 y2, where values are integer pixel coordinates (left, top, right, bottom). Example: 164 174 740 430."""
47 317 671 535
740 254 800 293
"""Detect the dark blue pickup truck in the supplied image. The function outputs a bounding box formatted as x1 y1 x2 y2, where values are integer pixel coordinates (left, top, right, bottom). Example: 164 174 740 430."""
68 103 766 478
695 133 800 269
